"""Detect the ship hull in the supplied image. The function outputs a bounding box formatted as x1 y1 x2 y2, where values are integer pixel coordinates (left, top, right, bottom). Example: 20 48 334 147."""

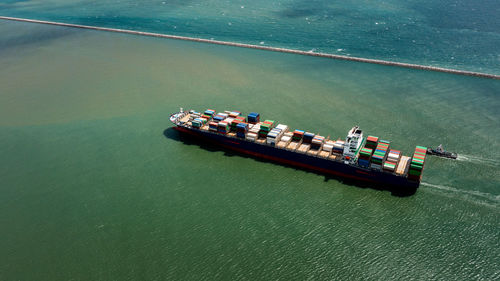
173 125 419 194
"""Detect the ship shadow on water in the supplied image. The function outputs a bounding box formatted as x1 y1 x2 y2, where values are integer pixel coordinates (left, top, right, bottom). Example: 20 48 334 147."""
163 127 416 197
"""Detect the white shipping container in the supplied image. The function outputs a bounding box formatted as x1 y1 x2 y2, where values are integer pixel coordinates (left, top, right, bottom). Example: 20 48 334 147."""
276 124 289 132
246 133 257 141
388 154 400 160
323 144 333 152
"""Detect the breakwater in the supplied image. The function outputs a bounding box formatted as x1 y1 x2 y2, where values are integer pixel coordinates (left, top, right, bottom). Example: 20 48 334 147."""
1 16 499 80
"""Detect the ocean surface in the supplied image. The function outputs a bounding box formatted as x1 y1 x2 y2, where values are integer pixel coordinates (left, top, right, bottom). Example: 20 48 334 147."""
0 4 499 281
1 0 500 74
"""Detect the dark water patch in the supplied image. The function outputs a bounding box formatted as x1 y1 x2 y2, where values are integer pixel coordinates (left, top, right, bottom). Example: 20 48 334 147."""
0 21 78 51
0 0 31 5
412 0 500 34
276 0 345 19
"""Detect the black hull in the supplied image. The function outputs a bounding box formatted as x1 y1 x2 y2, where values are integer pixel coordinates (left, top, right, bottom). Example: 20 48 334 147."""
427 149 457 159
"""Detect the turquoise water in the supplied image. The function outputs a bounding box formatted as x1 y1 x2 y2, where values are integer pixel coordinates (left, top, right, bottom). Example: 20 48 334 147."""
1 0 499 74
0 20 499 280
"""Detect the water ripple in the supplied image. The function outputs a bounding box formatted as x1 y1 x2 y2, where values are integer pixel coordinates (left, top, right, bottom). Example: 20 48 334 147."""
421 182 500 208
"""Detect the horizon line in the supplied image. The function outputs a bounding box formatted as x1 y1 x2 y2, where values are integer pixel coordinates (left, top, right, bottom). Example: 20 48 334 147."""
1 16 499 80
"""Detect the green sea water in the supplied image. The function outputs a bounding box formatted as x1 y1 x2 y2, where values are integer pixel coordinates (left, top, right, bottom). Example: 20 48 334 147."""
0 20 499 280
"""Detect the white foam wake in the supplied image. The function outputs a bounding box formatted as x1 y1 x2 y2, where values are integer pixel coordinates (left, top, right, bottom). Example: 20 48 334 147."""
456 154 500 167
421 182 500 207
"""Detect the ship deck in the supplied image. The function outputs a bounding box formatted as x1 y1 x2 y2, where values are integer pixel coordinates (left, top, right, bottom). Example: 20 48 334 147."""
173 111 412 179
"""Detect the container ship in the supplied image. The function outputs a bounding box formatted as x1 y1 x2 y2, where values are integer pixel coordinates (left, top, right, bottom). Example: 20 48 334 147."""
170 108 427 194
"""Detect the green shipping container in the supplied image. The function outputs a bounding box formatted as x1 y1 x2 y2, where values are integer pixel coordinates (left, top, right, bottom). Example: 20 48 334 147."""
410 164 423 170
409 169 422 176
412 159 425 164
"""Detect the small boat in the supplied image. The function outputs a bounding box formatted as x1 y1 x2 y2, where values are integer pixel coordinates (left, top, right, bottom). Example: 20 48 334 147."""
427 144 457 159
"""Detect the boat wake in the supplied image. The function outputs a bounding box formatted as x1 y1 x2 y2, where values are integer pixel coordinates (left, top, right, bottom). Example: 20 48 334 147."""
421 182 500 207
456 154 500 167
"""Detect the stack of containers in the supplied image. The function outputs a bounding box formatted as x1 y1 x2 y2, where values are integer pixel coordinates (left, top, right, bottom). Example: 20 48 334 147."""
280 132 293 143
375 142 390 157
317 141 334 157
311 135 325 150
204 109 216 116
247 112 260 124
229 116 246 132
213 112 229 122
230 119 241 132
208 121 218 132
202 109 215 121
266 124 288 145
190 111 201 118
276 124 289 133
383 149 401 172
365 136 379 149
229 111 241 118
387 150 401 162
322 141 334 152
383 161 396 172
303 132 315 143
225 117 234 128
408 146 427 180
371 141 389 169
191 118 206 128
379 140 391 149
358 147 373 167
266 129 280 145
370 154 384 169
236 123 248 138
217 121 229 134
332 140 345 154
246 123 260 141
259 120 275 138
292 130 304 142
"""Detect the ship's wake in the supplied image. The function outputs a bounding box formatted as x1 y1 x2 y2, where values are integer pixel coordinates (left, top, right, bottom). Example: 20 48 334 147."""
421 182 500 208
456 154 500 167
